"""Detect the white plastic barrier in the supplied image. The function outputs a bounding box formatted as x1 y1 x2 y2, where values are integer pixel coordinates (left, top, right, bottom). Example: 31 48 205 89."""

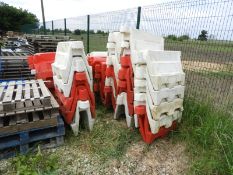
147 73 185 106
52 41 95 135
130 29 164 65
145 50 185 90
105 31 128 97
71 101 95 136
52 41 93 97
88 51 107 57
112 28 166 128
142 50 185 133
114 92 132 127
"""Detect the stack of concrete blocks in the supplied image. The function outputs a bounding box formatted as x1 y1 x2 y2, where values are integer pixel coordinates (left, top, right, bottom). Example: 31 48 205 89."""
52 41 94 135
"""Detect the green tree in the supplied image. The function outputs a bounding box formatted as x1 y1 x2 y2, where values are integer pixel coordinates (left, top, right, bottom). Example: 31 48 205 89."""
0 2 39 32
198 30 208 41
74 29 81 35
167 35 177 41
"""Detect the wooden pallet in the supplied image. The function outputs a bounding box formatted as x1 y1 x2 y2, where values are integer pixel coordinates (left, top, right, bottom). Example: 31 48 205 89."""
0 116 64 160
0 52 28 57
0 57 34 80
0 113 58 136
26 35 70 54
0 79 58 113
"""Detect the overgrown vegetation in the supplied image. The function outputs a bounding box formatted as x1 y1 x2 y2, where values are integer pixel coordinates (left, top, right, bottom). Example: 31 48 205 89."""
176 99 233 175
10 146 58 175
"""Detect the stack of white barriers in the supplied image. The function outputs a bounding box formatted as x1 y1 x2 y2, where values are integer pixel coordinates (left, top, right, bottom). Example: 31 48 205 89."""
49 28 185 143
52 41 95 136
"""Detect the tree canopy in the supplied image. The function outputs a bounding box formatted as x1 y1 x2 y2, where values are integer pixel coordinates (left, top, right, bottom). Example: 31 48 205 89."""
0 2 39 32
198 30 208 41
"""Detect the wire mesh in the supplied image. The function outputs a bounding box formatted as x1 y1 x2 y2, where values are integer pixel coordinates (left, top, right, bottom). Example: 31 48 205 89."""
89 8 138 51
20 0 233 114
140 0 233 113
66 16 87 50
52 19 65 35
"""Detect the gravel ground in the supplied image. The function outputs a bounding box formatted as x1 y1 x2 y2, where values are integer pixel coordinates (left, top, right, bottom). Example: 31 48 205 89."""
0 120 189 175
56 138 188 174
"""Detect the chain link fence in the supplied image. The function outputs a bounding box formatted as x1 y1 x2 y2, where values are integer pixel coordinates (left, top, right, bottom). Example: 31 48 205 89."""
21 0 233 114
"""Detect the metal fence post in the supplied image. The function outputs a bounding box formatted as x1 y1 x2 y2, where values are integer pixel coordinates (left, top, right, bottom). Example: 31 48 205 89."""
87 15 90 53
136 6 141 29
40 0 46 35
64 18 67 36
52 20 54 35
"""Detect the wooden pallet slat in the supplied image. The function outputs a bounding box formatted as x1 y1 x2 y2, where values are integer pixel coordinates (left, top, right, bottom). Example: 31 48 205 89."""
2 81 16 111
31 80 40 99
15 81 23 101
38 79 51 106
0 82 7 100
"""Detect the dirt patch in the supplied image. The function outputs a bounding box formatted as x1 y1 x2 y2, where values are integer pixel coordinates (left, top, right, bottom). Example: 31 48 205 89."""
106 139 189 175
182 60 232 72
53 133 189 175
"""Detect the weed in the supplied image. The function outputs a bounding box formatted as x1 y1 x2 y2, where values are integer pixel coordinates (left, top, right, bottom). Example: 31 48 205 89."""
176 98 233 175
11 146 58 175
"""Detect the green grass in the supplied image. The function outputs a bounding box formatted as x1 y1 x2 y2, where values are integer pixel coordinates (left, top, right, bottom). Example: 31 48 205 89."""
65 103 141 161
166 39 233 53
204 70 233 78
188 69 233 79
176 98 233 175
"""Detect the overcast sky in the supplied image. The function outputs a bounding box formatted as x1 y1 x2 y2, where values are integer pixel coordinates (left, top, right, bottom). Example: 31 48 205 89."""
3 0 175 21
3 0 232 40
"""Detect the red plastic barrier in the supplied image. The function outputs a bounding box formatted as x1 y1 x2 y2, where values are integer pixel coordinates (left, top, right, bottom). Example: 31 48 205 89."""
27 52 55 89
117 55 134 116
104 65 118 109
27 55 34 69
33 52 55 65
88 55 114 108
54 72 95 124
135 105 177 144
118 55 175 144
